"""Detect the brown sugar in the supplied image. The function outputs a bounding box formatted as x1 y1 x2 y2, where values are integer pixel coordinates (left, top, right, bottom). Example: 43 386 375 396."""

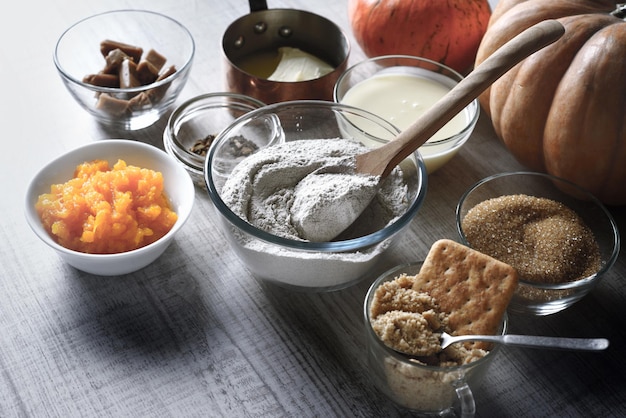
461 194 601 284
369 274 447 357
369 272 489 365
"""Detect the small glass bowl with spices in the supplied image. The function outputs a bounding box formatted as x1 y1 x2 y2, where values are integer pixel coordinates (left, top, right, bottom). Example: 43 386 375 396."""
456 171 620 316
163 93 265 187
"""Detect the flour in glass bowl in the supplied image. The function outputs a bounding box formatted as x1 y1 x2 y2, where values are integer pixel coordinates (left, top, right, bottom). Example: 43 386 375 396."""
219 138 411 289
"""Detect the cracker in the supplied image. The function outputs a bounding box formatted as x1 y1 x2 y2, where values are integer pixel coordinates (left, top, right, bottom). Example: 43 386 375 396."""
414 239 518 348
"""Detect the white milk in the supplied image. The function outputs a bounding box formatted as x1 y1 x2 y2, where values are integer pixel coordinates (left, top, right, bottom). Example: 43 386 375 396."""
340 69 474 173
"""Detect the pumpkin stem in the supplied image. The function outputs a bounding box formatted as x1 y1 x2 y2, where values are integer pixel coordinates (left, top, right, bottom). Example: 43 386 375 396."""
610 3 626 19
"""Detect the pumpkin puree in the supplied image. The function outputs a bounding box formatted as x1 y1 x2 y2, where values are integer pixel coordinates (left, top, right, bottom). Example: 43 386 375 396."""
36 159 177 254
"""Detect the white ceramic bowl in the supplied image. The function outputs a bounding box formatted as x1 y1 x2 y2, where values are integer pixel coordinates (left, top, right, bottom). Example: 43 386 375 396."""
25 140 195 275
54 10 195 130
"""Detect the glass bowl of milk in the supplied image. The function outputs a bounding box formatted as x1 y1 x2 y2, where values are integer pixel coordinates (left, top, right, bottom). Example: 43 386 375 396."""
334 55 479 174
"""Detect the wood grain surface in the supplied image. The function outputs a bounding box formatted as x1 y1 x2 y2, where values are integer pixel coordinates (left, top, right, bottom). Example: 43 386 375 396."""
1 0 624 417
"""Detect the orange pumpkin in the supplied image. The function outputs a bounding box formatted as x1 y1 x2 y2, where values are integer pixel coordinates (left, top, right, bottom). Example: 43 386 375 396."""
476 0 626 205
348 0 492 74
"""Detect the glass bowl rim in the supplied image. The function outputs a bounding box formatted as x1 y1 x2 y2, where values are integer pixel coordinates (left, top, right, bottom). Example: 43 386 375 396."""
204 100 429 252
333 54 480 148
164 92 266 167
53 9 196 93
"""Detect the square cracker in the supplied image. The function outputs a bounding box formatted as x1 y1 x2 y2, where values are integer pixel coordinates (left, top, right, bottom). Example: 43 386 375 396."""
414 239 518 346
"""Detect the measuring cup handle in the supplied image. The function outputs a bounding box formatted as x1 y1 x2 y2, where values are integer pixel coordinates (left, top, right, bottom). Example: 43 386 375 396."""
455 382 476 418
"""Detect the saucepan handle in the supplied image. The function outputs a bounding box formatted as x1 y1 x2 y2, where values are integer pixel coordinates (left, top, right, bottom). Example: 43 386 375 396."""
249 0 268 12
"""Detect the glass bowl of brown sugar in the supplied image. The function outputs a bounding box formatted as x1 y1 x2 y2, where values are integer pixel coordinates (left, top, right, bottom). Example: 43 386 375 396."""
456 171 620 316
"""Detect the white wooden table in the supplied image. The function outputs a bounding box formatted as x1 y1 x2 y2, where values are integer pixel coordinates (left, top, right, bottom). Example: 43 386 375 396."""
1 1 624 416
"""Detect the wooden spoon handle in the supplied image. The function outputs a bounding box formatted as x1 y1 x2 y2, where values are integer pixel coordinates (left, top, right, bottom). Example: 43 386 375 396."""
356 19 565 177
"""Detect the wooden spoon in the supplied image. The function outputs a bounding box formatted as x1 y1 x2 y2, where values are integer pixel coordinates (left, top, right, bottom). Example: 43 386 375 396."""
356 19 565 177
292 20 565 242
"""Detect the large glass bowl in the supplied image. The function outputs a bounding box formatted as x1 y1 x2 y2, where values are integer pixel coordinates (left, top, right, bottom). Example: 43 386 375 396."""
205 101 428 292
456 171 620 316
54 10 195 130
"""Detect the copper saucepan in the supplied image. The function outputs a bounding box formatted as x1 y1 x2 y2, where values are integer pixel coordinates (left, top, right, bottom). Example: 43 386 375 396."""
222 0 350 104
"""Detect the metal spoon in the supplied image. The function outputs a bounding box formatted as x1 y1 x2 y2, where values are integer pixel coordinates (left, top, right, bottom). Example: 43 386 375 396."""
440 332 609 351
293 20 565 242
